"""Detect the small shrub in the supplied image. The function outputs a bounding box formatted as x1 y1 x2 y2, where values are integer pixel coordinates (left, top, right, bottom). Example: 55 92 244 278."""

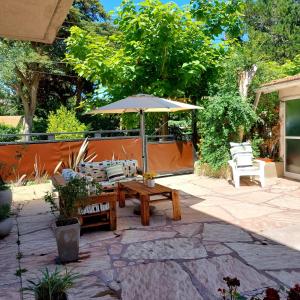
47 106 88 140
0 123 19 142
199 94 258 174
23 267 78 300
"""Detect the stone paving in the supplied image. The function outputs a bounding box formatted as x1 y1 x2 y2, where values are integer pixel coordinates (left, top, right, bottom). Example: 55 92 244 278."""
1 175 300 299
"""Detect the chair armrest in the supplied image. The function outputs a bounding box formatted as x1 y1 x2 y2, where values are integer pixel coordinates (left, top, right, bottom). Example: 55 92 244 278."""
228 160 236 169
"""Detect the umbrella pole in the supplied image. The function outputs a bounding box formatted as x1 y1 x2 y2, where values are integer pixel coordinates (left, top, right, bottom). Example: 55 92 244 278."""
140 110 147 173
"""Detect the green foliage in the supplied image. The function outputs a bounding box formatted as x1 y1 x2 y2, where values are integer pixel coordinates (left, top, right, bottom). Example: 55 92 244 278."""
66 0 232 101
250 133 263 158
47 106 88 139
0 123 19 142
0 204 10 221
191 0 244 39
244 0 300 62
45 177 101 221
200 94 258 172
23 268 78 300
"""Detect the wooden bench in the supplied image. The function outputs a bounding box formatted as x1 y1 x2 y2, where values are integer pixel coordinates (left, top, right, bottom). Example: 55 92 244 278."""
51 175 117 231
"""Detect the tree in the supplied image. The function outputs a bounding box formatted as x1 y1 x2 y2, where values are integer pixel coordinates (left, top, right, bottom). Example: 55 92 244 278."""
0 0 109 140
66 0 243 141
200 93 257 173
47 106 88 140
244 0 300 62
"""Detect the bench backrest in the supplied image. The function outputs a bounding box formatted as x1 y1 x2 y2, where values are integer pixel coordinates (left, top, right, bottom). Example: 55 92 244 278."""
78 160 138 182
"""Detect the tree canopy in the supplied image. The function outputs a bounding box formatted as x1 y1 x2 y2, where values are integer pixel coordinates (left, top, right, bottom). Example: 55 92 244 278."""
65 0 241 103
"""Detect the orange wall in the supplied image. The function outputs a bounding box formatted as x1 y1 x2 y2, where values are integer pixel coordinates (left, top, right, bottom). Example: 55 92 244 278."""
0 139 193 181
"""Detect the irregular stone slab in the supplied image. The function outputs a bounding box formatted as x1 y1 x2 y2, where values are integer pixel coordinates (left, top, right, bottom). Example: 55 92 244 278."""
68 275 116 300
227 243 300 270
267 270 300 288
184 255 276 299
204 243 232 255
122 238 207 260
118 261 203 300
0 283 21 300
121 229 176 244
108 243 123 255
203 223 252 242
174 223 202 237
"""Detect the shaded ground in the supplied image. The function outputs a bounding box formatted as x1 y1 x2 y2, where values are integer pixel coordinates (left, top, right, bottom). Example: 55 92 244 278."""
1 175 300 299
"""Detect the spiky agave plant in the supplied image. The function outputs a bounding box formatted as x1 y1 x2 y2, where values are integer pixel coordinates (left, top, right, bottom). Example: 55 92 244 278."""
23 268 79 300
55 138 97 173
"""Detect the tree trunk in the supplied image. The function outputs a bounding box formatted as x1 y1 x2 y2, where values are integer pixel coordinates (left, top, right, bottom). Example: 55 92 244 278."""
237 64 258 141
15 67 41 141
238 64 257 99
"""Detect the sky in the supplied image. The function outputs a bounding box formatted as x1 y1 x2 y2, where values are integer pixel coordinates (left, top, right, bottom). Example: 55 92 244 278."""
101 0 190 12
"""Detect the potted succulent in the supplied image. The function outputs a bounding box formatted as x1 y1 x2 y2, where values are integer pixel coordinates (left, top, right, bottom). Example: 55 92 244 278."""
23 267 78 300
143 172 157 188
0 179 12 206
0 203 13 237
45 177 100 263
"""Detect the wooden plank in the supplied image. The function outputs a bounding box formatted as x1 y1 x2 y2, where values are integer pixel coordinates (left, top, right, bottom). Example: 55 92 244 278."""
171 190 181 221
119 181 172 195
109 194 117 230
140 194 150 226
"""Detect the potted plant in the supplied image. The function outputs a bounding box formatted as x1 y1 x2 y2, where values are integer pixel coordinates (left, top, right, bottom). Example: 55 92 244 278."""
0 179 12 206
143 172 157 188
0 203 13 237
23 267 78 300
45 177 100 263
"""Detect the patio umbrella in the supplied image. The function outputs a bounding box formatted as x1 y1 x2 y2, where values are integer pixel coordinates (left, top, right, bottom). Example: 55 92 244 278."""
89 94 203 172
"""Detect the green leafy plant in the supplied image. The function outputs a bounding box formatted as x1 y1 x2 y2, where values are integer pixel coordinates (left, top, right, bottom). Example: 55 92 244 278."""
0 178 9 191
0 123 19 142
0 203 11 221
15 268 27 277
251 133 264 158
47 106 88 140
23 267 79 300
199 94 258 175
45 177 101 225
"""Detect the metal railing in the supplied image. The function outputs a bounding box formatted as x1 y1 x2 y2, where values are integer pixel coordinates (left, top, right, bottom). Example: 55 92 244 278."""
0 129 140 144
0 129 192 145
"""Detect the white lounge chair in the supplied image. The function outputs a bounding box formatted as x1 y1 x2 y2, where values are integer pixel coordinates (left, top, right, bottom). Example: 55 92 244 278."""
228 142 265 188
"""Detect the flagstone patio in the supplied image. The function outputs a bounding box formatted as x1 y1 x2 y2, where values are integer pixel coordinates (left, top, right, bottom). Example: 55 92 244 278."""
1 174 300 299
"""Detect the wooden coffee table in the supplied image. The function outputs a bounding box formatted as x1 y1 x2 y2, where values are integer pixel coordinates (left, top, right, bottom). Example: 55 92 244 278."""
118 181 181 226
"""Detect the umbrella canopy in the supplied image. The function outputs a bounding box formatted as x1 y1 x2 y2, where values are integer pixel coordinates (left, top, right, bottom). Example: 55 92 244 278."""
89 94 202 172
89 94 203 114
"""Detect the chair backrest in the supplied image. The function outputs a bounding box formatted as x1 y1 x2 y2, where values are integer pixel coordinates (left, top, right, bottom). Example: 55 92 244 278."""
230 142 253 167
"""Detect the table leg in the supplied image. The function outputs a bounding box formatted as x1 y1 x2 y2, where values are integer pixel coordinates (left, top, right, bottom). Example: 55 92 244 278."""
140 194 150 226
110 193 117 230
171 190 181 221
118 184 125 208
